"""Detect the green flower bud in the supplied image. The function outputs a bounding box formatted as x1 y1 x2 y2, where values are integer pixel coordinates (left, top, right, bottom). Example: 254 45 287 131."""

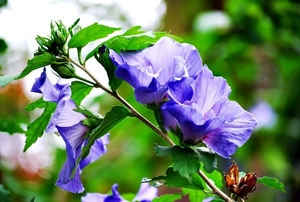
82 117 102 128
51 63 76 79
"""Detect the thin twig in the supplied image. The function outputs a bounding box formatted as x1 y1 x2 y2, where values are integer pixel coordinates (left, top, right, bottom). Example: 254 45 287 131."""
199 170 233 202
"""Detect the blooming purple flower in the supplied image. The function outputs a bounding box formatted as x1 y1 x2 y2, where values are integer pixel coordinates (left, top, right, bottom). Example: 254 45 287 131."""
109 36 203 105
161 66 257 158
250 101 276 129
81 182 158 202
31 68 110 193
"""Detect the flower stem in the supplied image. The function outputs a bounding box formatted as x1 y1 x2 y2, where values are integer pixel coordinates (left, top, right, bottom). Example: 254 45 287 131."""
198 170 233 202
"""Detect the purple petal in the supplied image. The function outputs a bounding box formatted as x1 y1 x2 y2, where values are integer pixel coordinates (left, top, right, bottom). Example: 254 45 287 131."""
57 123 88 156
46 99 86 132
31 68 71 102
134 84 168 104
81 193 108 202
81 184 128 202
104 184 128 202
202 101 257 158
168 77 194 103
56 124 86 193
31 68 47 94
133 183 158 202
115 63 153 89
110 37 203 105
191 66 231 114
80 134 110 169
56 163 84 193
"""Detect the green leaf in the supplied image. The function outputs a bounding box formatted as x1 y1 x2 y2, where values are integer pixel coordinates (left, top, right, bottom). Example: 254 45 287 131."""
257 176 286 193
0 184 11 202
0 117 25 134
152 193 182 202
200 166 223 190
0 74 19 87
94 47 122 91
1 53 55 87
23 102 56 151
71 106 130 177
182 188 206 202
18 53 56 79
194 147 217 173
85 26 182 61
81 106 130 158
154 144 176 157
68 23 121 48
151 167 204 190
172 146 201 180
25 98 47 111
70 81 93 104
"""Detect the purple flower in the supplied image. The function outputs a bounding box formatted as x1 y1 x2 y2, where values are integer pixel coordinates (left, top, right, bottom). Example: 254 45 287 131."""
109 37 203 104
161 66 257 158
250 101 276 129
81 182 157 202
31 68 71 102
31 68 110 193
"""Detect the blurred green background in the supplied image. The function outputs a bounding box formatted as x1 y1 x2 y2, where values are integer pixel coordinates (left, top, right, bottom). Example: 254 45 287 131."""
1 0 300 201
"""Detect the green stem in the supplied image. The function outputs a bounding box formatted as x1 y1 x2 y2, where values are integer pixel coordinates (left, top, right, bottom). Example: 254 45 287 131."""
198 170 234 202
72 74 96 86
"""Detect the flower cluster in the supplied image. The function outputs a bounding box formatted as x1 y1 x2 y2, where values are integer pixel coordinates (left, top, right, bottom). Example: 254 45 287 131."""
32 68 110 193
110 37 257 158
81 182 157 202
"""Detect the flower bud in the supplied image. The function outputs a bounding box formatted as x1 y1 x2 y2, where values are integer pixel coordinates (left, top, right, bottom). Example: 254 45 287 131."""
51 63 76 79
82 117 102 128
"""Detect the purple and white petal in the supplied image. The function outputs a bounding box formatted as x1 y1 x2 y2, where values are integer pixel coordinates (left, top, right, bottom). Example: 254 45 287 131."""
46 99 86 132
133 183 158 202
80 134 110 169
55 125 85 193
191 66 231 115
81 193 107 202
202 101 257 158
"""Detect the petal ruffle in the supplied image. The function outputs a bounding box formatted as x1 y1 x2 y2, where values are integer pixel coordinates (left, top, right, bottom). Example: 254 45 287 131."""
191 66 231 115
46 99 86 132
202 101 257 158
80 134 110 169
133 182 158 202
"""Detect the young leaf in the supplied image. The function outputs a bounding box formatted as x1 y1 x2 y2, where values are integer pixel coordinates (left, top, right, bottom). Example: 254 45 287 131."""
25 97 47 111
0 53 55 87
23 102 56 152
154 144 176 157
171 146 201 180
182 188 206 202
85 26 182 61
257 176 285 193
0 74 19 87
81 106 130 158
70 81 93 104
151 167 204 190
68 23 121 48
152 193 182 202
194 147 217 173
94 46 122 91
19 53 56 79
201 166 223 190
